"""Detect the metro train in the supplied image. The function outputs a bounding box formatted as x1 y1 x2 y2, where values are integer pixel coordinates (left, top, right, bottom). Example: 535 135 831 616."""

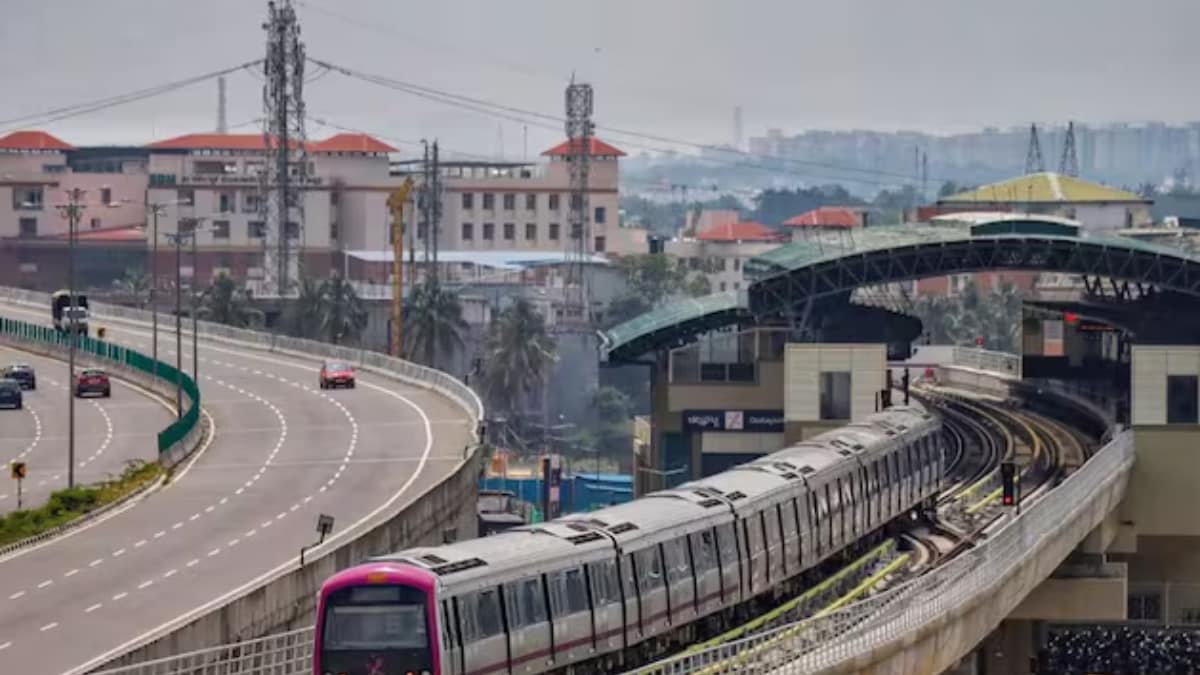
315 404 943 675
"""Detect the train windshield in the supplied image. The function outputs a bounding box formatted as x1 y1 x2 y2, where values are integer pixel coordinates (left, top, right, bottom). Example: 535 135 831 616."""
323 604 428 650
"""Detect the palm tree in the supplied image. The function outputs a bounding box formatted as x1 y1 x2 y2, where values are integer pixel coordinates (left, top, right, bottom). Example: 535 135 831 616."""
285 278 325 340
112 268 151 308
198 274 263 328
402 282 469 369
322 276 368 345
477 299 558 417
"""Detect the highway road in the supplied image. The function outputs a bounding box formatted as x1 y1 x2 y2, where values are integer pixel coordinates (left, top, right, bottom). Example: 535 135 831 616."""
0 346 168 516
0 302 475 673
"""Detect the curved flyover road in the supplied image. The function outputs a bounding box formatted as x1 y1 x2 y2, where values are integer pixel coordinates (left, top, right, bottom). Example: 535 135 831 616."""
0 345 169 515
0 302 475 674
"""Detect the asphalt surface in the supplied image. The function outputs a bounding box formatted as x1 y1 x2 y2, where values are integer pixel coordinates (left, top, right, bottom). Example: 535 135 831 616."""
0 302 475 674
0 346 168 516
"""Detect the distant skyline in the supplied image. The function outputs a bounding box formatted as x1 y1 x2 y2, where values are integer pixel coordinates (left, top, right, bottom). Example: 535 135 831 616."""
2 0 1198 158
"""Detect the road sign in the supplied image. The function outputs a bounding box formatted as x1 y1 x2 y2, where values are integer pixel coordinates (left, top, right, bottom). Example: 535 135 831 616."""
10 461 25 480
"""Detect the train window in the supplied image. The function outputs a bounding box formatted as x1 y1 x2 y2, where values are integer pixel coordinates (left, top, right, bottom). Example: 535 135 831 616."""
623 554 639 599
564 568 589 614
693 530 717 571
664 539 689 585
717 523 738 565
476 588 503 638
546 571 568 618
520 577 547 625
636 547 664 592
440 600 453 652
589 560 617 605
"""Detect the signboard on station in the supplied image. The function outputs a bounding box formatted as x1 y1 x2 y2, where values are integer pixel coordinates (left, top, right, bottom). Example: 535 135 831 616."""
682 409 784 433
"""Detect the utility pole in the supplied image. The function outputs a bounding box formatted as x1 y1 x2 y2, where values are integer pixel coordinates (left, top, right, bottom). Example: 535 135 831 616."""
386 179 413 357
260 0 307 297
58 188 85 489
420 141 431 287
431 140 441 287
174 225 183 418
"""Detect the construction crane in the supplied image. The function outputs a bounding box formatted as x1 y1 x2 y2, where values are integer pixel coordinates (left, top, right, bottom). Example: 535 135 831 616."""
386 178 414 358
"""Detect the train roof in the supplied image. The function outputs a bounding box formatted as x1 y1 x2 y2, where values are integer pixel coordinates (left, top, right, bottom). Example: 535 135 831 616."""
561 491 717 540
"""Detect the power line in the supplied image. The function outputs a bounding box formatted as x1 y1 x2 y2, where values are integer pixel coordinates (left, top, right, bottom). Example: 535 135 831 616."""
0 60 263 135
308 57 953 187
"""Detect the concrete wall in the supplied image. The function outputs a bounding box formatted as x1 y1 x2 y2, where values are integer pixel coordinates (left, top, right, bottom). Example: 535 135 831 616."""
784 343 885 423
1131 345 1200 425
1119 426 1200 537
668 360 785 411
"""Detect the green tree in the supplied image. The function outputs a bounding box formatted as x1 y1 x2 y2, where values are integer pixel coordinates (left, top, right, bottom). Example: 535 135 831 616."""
112 268 151 308
402 282 469 369
590 386 633 460
603 254 711 327
477 299 558 417
197 274 262 328
751 185 865 225
322 276 368 345
285 278 326 340
909 279 1025 352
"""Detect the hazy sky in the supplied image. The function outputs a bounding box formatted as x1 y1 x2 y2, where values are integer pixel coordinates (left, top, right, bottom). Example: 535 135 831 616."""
2 0 1198 159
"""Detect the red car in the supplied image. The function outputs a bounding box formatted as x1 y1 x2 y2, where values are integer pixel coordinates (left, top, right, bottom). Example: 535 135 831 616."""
75 368 111 398
319 361 355 389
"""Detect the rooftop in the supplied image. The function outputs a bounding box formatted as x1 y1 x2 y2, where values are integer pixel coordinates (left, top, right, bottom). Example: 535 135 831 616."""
542 138 626 158
695 221 782 242
939 172 1146 204
0 131 75 152
783 207 861 228
147 132 396 154
345 249 611 271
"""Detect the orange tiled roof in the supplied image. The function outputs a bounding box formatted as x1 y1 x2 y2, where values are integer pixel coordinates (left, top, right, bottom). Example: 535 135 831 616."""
782 207 860 228
542 138 626 157
695 221 781 242
0 131 74 151
309 133 397 154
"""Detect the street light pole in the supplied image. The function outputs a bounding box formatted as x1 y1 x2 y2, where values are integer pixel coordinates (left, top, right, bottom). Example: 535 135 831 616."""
174 226 183 419
63 189 82 489
150 205 159 381
192 228 199 384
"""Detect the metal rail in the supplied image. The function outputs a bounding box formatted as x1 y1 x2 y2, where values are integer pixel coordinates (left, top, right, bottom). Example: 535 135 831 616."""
88 628 313 675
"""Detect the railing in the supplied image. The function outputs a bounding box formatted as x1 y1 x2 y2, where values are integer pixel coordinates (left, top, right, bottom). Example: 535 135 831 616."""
951 345 1022 378
638 429 1134 674
0 287 482 426
0 316 200 463
89 627 313 675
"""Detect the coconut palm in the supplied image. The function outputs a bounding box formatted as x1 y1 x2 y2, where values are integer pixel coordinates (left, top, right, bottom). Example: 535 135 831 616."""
402 282 469 369
198 274 262 328
322 275 368 345
112 268 151 308
477 298 558 417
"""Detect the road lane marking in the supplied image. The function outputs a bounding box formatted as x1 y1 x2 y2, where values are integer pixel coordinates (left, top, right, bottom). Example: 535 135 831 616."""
163 569 177 579
8 591 24 600
85 603 102 613
40 622 57 632
138 580 153 590
64 569 79 577
89 559 103 567
112 548 126 557
112 592 127 601
186 559 199 567
37 580 52 589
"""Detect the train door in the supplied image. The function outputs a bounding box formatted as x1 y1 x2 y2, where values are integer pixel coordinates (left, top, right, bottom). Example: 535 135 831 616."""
715 523 741 606
588 559 624 654
500 578 549 675
691 529 722 614
546 568 592 667
663 538 695 624
621 553 643 645
634 546 669 637
460 587 510 675
441 599 463 675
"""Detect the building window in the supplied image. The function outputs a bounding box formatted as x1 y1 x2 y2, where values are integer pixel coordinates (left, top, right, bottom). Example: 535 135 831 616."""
549 223 560 240
179 218 197 235
100 188 112 206
1167 375 1199 424
18 218 36 238
177 188 195 206
503 223 515 240
90 217 101 229
483 222 495 240
482 193 495 210
503 194 515 211
462 193 474 210
417 222 428 240
12 187 43 210
525 194 536 211
330 191 340 207
285 222 300 240
330 221 338 241
733 258 741 271
594 235 606 252
594 206 606 224
570 222 582 239
248 221 266 239
218 192 236 213
734 282 740 290
719 281 727 291
819 371 852 420
212 221 230 239
549 194 560 211
462 223 474 240
244 192 262 213
525 223 537 241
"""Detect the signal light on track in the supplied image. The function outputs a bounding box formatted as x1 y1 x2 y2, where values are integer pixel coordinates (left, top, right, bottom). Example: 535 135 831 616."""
1001 461 1017 506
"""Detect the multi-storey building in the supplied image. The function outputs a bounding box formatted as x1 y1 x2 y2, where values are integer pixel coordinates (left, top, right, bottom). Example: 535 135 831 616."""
665 221 785 293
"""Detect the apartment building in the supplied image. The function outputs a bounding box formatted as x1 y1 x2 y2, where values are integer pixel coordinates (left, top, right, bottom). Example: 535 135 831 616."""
665 221 785 293
387 138 639 259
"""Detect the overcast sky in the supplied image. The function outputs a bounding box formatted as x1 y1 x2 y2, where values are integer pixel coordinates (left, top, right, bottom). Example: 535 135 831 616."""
1 0 1198 159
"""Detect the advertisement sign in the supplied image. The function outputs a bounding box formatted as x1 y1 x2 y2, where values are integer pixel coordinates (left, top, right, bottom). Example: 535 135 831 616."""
682 409 784 433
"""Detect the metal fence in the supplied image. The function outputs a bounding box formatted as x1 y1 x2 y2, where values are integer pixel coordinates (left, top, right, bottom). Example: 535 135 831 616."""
637 429 1134 674
951 345 1022 379
89 628 313 675
0 287 482 426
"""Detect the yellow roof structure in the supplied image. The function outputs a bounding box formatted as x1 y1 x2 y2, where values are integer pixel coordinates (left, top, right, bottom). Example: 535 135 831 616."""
939 172 1146 204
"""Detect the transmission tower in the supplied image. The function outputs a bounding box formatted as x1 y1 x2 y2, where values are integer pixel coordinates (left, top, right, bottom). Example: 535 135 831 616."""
1025 123 1045 174
260 0 308 297
564 80 594 326
1059 121 1079 177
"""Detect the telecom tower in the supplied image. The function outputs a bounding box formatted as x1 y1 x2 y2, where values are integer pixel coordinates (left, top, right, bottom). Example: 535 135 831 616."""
563 80 594 326
260 0 308 297
1060 121 1079 177
1025 123 1045 174
217 76 228 134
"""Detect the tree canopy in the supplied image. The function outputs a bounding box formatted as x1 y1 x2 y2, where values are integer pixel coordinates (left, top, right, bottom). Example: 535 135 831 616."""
602 254 711 328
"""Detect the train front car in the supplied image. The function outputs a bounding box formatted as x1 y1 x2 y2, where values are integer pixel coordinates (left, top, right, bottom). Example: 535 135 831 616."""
315 563 439 675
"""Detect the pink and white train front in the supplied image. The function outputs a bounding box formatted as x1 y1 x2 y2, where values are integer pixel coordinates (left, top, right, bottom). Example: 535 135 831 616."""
315 563 439 675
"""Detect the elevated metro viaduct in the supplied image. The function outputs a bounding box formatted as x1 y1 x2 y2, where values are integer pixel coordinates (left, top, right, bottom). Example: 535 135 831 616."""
600 215 1200 673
